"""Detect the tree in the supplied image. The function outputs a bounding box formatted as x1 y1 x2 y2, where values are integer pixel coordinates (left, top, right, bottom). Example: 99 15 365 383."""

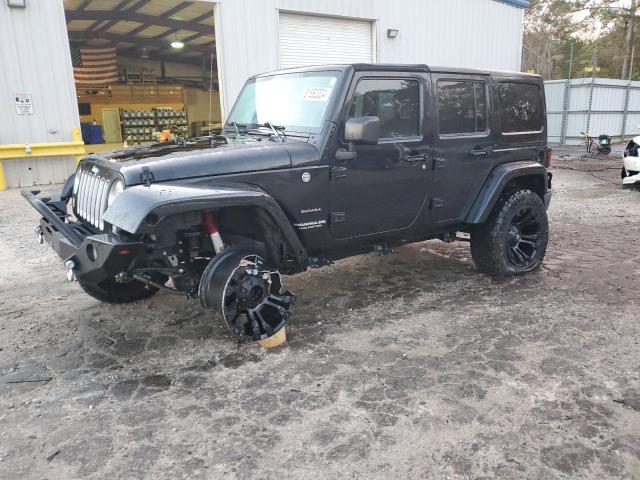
522 0 585 78
523 0 640 80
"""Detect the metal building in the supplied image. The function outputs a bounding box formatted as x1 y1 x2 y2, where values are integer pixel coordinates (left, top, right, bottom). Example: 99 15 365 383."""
212 0 529 115
0 0 529 189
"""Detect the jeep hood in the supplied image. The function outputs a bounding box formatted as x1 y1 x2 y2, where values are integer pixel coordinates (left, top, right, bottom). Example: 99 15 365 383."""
82 138 319 185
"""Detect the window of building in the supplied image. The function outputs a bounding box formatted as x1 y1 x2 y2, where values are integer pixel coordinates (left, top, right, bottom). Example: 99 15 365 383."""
348 78 421 139
437 80 488 136
498 82 544 134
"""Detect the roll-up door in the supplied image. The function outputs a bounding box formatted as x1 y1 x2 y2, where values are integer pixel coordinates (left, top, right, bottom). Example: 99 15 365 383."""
278 12 374 69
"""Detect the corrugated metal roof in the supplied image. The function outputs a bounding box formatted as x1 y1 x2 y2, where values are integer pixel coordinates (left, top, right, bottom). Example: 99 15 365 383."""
494 0 530 8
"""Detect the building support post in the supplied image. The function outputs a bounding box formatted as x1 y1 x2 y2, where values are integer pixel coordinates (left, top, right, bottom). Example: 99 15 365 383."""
585 48 597 136
621 46 635 143
0 161 7 191
560 44 574 145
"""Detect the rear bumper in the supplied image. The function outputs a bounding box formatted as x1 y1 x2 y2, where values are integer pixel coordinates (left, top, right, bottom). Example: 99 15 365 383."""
22 189 143 284
545 171 553 209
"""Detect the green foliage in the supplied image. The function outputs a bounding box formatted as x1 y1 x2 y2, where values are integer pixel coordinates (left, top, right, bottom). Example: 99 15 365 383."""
523 0 639 80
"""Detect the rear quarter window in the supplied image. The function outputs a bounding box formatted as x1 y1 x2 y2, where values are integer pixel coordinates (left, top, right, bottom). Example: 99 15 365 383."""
498 82 544 134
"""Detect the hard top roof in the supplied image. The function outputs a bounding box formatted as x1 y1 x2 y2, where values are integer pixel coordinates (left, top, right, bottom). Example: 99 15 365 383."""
253 63 541 80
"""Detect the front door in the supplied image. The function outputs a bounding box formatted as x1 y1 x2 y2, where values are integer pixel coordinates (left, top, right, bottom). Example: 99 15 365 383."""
329 74 431 239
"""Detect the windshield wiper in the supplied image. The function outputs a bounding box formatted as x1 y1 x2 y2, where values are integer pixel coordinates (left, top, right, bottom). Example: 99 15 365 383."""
256 122 286 142
231 122 247 140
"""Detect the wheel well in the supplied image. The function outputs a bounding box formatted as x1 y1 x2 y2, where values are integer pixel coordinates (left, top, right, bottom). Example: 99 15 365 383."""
217 206 288 265
503 174 545 200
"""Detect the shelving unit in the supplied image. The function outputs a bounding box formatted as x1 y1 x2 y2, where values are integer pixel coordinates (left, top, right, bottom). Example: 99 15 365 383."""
155 107 188 136
119 107 188 143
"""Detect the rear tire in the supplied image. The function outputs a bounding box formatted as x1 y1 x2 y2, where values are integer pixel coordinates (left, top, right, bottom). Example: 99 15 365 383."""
78 273 167 304
621 167 628 179
471 189 549 277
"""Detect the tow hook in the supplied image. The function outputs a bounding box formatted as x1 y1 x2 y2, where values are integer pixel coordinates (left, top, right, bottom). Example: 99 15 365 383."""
34 225 44 244
65 260 76 282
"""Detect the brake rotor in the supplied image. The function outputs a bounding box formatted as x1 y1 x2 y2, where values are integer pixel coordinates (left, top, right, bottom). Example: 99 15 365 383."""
199 249 295 340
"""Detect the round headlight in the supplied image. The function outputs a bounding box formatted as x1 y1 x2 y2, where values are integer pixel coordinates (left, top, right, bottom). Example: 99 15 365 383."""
107 180 124 206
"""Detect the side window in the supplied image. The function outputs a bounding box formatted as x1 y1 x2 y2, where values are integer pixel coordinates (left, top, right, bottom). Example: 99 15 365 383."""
437 80 488 136
498 82 544 134
348 78 421 139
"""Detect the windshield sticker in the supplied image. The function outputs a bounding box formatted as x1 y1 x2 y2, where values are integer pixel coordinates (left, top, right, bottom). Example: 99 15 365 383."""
302 87 333 102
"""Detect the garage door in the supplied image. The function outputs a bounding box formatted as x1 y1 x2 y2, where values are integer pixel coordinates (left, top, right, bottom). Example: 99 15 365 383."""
278 12 374 69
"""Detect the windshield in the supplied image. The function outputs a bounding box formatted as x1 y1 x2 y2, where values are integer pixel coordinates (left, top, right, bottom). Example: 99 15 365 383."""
226 71 342 134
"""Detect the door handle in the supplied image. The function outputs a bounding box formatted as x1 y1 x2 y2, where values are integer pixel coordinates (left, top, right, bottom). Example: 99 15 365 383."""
331 166 348 179
403 153 426 164
469 147 493 157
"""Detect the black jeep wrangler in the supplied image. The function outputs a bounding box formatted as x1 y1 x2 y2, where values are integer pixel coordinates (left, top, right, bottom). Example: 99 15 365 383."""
24 64 552 341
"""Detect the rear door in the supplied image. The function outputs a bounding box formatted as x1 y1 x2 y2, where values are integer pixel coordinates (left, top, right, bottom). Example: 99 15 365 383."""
491 77 547 168
431 73 494 223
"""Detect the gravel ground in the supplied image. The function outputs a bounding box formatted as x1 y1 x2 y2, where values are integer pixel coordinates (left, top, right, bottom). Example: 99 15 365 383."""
0 155 639 479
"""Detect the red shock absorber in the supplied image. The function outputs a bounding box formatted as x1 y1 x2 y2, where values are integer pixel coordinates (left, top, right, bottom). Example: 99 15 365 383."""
202 211 224 254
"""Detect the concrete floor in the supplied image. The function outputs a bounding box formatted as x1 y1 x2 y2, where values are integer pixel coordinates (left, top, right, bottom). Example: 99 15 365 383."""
0 155 639 479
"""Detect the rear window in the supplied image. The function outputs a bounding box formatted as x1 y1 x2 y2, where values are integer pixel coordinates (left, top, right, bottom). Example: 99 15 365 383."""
498 82 544 134
437 80 488 136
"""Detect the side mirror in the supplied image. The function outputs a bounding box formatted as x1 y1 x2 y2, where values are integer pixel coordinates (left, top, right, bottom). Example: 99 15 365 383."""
344 116 380 145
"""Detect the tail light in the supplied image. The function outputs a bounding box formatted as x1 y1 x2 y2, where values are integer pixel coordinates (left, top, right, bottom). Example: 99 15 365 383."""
544 148 552 168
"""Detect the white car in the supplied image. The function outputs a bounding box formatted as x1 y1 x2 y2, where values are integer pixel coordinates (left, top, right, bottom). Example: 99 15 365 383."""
622 135 640 187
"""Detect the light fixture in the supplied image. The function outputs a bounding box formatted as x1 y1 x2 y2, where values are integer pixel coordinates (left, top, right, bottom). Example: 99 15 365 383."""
7 0 27 7
170 40 185 49
387 28 399 39
140 47 149 59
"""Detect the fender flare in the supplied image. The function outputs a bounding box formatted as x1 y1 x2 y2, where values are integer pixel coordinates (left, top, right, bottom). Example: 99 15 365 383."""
465 161 548 224
102 181 307 263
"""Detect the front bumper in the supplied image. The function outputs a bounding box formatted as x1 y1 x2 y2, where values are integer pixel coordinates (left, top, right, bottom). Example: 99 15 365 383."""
22 189 144 284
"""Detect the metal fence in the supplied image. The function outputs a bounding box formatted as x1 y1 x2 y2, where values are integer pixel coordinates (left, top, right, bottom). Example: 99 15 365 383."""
545 77 640 145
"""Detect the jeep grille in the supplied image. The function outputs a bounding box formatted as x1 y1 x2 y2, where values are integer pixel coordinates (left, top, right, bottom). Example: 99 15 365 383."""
75 167 110 230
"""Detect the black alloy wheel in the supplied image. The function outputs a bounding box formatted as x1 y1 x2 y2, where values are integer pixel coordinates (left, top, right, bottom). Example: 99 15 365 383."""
199 248 295 340
471 189 549 276
505 206 543 269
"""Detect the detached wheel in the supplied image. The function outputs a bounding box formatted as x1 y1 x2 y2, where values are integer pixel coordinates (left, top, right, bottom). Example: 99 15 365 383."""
471 189 549 277
78 273 167 304
198 248 295 341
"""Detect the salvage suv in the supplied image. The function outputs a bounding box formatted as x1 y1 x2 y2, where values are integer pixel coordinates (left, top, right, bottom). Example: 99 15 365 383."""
24 64 552 341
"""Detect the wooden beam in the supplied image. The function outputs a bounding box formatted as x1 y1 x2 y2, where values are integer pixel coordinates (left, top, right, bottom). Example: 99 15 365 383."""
77 0 93 10
161 1 192 18
118 50 216 68
69 31 215 55
67 8 213 35
155 10 214 41
126 23 151 37
86 0 134 32
190 11 215 24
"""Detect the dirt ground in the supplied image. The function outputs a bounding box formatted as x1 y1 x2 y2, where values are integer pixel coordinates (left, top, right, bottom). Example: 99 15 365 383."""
0 155 639 480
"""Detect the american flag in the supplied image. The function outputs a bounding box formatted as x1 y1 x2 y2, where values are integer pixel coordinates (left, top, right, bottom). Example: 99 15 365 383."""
70 46 119 86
